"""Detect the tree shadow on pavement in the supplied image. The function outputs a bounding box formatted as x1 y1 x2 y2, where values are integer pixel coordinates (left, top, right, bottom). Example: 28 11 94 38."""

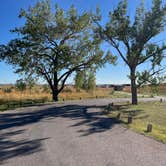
0 104 120 162
0 128 49 164
0 105 120 132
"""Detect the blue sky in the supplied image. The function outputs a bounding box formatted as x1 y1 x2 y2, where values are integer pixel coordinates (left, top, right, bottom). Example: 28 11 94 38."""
0 0 166 84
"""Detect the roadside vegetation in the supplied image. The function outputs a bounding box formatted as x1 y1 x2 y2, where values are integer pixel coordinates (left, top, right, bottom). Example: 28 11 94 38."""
106 101 166 143
2 83 166 111
1 0 166 104
0 85 132 111
139 85 166 97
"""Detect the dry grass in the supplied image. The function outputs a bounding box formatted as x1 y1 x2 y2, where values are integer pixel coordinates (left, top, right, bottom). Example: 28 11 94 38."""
139 84 166 96
59 87 115 100
0 87 51 104
0 85 131 111
0 85 116 105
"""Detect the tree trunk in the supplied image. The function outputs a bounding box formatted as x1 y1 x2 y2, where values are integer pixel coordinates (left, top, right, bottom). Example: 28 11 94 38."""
130 68 138 105
52 90 58 101
52 71 59 102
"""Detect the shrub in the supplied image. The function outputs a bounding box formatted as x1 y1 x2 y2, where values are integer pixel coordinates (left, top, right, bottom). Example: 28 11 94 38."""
3 88 12 93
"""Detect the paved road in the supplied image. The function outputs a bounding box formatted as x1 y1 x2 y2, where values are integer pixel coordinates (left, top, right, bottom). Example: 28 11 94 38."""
0 98 166 166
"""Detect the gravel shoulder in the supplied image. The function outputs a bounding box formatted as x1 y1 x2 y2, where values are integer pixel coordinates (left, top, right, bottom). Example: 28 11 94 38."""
0 98 166 166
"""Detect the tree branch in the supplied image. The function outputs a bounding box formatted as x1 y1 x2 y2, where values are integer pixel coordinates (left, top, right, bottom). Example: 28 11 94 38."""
95 21 129 66
137 67 166 87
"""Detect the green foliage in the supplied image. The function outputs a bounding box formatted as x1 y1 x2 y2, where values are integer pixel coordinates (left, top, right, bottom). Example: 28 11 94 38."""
15 79 26 92
0 0 116 101
75 70 85 92
26 77 36 91
75 69 96 92
87 69 96 92
94 0 166 104
3 88 12 93
136 70 166 87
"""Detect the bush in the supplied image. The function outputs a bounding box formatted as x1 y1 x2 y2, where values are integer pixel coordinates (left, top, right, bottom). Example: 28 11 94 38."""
110 89 115 95
3 88 12 93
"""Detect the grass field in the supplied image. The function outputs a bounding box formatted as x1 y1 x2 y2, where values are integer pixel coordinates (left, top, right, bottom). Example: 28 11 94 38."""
0 85 131 111
107 101 166 143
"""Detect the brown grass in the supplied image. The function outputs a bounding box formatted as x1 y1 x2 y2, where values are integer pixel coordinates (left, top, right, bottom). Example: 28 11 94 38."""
0 85 115 104
60 87 114 100
0 87 51 103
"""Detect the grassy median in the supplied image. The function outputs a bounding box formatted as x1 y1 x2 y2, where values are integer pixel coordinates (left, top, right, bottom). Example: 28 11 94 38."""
107 101 166 143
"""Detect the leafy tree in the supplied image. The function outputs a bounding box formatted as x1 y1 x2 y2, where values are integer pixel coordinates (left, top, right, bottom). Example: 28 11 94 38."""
94 0 166 104
82 70 88 90
75 70 85 92
87 69 96 92
25 77 36 94
0 1 115 101
75 69 96 92
15 79 26 92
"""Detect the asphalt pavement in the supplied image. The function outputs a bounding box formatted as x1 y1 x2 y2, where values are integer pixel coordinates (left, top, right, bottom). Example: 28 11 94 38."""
0 98 166 166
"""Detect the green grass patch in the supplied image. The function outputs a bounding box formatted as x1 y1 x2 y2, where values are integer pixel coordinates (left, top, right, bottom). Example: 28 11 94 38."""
106 101 166 143
0 97 50 111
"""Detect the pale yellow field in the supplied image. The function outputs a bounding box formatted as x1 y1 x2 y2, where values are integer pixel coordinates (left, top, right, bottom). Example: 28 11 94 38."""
0 85 116 104
0 86 51 103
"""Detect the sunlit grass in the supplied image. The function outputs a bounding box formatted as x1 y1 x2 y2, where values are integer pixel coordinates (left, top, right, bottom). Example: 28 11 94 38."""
107 101 166 143
0 86 131 111
59 87 131 100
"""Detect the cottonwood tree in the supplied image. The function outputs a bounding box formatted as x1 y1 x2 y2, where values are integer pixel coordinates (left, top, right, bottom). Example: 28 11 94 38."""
94 0 166 104
75 68 96 92
26 77 36 94
75 70 85 92
87 69 96 92
0 1 115 101
15 79 27 92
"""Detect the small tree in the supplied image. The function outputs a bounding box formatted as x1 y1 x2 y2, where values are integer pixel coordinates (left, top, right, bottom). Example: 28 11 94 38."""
26 77 36 94
75 69 96 92
94 0 166 104
87 69 96 92
82 71 88 90
15 79 26 92
75 70 85 92
0 1 115 101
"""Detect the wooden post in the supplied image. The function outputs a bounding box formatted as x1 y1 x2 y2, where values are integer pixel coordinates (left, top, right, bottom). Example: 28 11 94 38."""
117 113 121 120
80 97 82 100
128 116 132 124
147 124 152 132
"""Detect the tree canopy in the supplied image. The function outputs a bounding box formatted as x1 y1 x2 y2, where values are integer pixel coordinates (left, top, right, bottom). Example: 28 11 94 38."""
0 0 116 101
94 0 166 104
